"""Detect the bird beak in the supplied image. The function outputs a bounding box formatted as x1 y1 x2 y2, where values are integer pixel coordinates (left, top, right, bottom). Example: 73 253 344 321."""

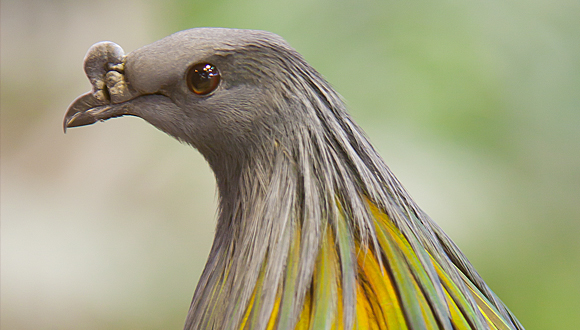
63 41 139 132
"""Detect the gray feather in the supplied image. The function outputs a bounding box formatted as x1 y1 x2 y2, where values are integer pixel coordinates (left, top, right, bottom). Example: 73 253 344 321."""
64 28 525 330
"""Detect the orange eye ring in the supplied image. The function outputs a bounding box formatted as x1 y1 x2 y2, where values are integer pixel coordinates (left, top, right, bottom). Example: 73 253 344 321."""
186 63 220 95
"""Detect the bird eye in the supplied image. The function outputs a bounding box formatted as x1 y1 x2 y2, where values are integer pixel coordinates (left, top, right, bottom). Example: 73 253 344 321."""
186 63 220 95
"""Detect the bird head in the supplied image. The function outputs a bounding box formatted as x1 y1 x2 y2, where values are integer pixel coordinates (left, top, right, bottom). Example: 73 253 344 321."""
64 28 338 183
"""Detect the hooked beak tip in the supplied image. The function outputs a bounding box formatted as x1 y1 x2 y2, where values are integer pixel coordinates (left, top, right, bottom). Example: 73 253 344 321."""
63 110 98 131
62 92 107 133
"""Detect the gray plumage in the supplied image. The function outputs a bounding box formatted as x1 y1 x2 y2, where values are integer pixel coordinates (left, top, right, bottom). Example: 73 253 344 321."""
64 28 525 330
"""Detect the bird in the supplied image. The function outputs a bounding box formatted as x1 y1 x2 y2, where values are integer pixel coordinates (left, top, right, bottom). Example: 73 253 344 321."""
64 28 525 330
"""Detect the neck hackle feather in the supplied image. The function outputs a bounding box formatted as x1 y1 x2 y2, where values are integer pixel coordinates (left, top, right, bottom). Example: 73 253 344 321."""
184 40 524 330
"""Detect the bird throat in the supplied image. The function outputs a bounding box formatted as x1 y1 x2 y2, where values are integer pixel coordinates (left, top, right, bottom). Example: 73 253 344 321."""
184 123 371 330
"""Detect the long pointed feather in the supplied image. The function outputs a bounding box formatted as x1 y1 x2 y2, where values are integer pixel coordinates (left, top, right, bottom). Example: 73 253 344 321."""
309 226 339 330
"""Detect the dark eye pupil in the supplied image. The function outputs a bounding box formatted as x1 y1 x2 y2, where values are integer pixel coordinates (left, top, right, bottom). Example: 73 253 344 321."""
187 63 220 95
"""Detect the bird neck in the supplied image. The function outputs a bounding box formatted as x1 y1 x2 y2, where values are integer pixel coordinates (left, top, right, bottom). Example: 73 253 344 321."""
185 117 375 329
185 60 405 329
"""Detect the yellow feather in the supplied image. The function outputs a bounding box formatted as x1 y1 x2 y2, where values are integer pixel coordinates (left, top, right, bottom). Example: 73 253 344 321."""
443 284 472 330
463 278 512 330
278 222 303 330
239 289 256 330
310 226 339 330
295 290 312 330
354 282 380 330
266 296 281 330
357 246 407 330
478 306 500 330
368 203 441 329
431 256 475 319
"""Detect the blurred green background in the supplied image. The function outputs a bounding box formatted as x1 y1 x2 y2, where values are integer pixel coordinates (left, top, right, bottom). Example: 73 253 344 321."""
2 0 579 329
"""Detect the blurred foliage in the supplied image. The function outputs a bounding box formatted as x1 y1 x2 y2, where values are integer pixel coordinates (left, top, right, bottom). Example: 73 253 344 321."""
2 0 579 329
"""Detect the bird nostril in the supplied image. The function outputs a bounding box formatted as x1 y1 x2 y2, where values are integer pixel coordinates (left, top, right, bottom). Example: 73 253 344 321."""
186 63 220 95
